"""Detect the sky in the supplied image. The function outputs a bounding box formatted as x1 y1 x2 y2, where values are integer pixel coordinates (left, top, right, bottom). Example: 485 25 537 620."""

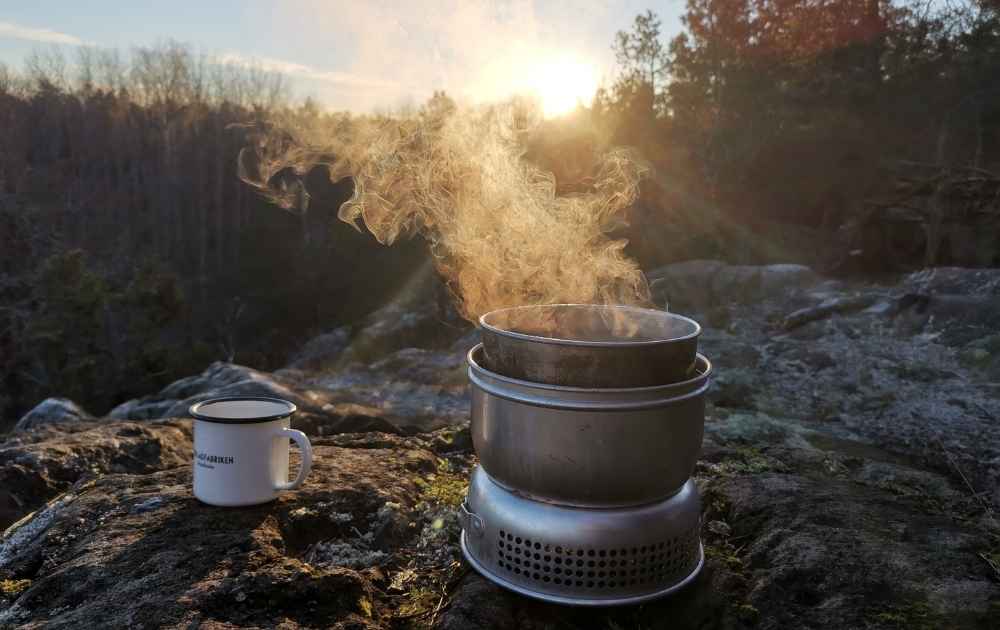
0 1 686 112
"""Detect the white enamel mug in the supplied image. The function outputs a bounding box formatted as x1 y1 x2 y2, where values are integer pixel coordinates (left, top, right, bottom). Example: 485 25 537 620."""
189 397 313 506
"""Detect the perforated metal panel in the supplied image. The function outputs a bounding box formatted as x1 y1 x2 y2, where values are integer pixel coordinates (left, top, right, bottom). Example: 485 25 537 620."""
493 525 701 591
460 467 704 606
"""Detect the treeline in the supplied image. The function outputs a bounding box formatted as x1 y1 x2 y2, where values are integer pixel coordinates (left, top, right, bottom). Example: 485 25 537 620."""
3 2 999 422
0 43 425 426
592 0 1000 268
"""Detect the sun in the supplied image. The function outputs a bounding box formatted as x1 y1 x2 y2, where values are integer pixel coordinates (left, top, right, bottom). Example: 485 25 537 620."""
529 55 599 118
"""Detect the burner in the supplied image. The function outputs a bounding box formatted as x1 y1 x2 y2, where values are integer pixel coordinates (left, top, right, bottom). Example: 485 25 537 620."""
460 467 703 606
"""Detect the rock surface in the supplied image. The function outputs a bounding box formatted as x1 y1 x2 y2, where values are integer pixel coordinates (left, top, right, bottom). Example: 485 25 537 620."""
108 362 322 421
2 262 999 628
0 430 472 629
13 399 93 433
0 420 192 531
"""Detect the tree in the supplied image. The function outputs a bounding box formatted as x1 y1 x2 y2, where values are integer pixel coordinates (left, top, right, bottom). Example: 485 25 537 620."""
614 10 669 94
611 10 670 118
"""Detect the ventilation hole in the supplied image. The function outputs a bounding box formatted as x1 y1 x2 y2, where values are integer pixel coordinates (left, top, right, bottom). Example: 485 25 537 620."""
542 576 550 583
515 537 522 544
598 549 607 557
598 571 605 578
514 568 521 574
609 570 617 577
598 581 605 588
576 580 583 586
532 572 540 580
587 581 594 588
609 560 617 568
577 549 584 557
554 557 562 565
587 560 595 568
533 563 540 570
554 578 562 585
534 542 541 550
598 561 606 568
555 546 563 553
587 570 595 578
587 549 595 557
577 559 584 567
544 555 551 562
507 533 513 540
554 567 562 575
499 529 506 537
514 558 521 566
533 553 540 560
544 544 551 552
609 549 617 557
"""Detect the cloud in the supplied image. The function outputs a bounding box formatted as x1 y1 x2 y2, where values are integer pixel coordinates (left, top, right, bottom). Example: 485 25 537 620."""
217 52 399 92
277 0 623 111
0 21 87 46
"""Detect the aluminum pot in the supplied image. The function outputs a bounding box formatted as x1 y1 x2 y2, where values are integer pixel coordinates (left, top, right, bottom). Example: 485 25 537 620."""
469 344 710 508
479 304 701 388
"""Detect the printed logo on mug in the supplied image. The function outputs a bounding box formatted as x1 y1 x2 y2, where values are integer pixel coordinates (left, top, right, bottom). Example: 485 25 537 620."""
189 397 313 506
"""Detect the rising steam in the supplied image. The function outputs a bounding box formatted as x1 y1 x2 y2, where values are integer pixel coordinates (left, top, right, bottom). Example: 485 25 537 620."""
238 98 651 321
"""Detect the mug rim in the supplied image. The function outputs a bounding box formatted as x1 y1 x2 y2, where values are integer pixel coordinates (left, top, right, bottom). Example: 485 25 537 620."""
189 396 297 424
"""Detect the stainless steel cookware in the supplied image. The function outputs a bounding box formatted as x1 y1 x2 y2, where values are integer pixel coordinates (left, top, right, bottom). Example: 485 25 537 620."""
479 304 701 387
469 344 710 508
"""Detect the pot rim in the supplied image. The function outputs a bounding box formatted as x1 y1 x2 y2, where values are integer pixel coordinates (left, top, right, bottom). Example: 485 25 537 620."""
468 343 711 395
478 304 702 348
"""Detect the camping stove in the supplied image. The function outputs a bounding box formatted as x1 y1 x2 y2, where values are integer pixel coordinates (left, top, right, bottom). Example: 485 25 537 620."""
458 305 710 606
459 468 703 606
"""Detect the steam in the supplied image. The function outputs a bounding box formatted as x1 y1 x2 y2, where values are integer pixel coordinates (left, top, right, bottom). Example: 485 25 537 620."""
238 98 651 321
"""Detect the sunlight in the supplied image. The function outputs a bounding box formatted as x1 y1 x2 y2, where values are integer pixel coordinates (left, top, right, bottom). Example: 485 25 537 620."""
529 55 599 118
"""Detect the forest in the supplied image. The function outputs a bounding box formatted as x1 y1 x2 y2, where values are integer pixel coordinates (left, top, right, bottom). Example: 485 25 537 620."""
1 0 998 426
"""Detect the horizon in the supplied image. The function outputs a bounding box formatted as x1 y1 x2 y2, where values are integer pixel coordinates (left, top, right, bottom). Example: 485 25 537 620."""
0 1 685 113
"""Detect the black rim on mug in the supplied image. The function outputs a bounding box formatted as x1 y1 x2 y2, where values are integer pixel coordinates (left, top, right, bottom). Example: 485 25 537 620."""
188 396 297 425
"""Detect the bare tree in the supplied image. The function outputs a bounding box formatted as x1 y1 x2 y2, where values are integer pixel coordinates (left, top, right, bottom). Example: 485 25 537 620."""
95 48 128 93
131 40 197 108
24 46 69 92
75 46 96 93
0 62 14 96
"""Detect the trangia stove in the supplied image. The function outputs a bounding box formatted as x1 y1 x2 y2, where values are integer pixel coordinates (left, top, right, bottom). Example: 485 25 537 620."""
458 304 711 606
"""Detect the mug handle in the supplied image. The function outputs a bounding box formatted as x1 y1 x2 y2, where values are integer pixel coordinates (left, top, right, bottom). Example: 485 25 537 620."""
273 427 313 491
